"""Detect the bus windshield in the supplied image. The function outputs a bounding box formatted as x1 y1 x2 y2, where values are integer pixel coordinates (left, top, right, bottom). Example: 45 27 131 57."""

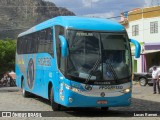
66 30 131 82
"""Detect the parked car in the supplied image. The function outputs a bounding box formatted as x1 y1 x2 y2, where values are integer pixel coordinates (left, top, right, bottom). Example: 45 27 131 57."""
133 66 160 86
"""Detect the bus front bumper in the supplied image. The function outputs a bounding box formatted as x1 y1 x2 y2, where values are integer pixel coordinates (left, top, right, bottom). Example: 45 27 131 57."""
58 90 132 107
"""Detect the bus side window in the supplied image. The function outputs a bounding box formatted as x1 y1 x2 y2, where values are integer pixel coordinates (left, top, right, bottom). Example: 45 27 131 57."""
46 28 54 56
38 30 46 53
24 37 28 54
30 33 35 53
27 35 32 53
17 38 21 54
19 37 23 54
34 32 38 53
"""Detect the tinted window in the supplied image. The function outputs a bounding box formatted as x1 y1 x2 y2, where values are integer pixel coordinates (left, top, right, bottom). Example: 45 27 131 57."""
17 28 54 56
55 26 65 72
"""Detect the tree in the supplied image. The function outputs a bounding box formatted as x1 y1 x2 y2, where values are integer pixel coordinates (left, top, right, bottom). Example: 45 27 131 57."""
0 39 16 76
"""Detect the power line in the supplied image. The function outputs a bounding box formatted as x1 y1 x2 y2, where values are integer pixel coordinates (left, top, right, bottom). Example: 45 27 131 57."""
1 21 160 33
0 6 159 20
0 5 160 19
0 6 159 31
107 7 160 19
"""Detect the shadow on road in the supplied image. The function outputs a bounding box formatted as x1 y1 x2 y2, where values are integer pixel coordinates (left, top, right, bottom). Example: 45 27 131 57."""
2 87 159 117
31 95 160 117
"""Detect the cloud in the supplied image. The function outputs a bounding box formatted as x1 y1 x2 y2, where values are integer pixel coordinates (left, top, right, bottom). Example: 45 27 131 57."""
44 0 149 21
44 0 83 8
144 0 151 6
84 12 114 18
82 0 100 8
144 0 158 7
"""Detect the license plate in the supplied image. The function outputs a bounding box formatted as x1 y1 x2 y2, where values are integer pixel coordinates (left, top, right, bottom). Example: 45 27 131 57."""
97 100 107 104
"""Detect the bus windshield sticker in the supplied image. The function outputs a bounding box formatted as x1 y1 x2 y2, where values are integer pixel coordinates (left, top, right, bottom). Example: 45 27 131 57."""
76 32 93 36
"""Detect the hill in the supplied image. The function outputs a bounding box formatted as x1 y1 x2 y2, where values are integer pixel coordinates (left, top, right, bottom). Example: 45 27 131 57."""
0 0 75 39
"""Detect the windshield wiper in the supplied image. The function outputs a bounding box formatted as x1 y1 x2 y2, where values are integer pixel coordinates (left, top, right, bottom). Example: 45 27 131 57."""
85 56 101 83
105 61 118 82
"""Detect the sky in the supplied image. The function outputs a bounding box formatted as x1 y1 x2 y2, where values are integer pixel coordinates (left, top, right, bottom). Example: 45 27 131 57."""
44 0 159 21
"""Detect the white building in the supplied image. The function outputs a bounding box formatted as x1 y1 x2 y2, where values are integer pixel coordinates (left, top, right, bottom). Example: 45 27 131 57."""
120 6 160 73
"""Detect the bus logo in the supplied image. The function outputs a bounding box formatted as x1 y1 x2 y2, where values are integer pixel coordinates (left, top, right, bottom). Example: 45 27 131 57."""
85 85 92 91
27 58 34 89
100 92 105 97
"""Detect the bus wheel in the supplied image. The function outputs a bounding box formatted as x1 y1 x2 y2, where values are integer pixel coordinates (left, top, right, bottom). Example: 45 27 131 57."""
50 87 60 111
22 80 30 97
101 107 109 111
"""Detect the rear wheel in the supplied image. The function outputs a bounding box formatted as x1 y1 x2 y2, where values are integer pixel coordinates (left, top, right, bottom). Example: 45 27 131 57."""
50 87 61 111
22 80 30 97
139 78 147 86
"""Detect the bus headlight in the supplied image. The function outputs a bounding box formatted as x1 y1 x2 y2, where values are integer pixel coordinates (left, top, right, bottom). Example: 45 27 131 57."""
72 88 79 92
121 88 131 93
65 84 82 93
65 84 71 90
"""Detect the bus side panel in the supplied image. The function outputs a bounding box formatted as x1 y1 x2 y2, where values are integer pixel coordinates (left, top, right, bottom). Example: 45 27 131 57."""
22 53 56 99
15 64 22 88
34 53 58 99
16 54 27 88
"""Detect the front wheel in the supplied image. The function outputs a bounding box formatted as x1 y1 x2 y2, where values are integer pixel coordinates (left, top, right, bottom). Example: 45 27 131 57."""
50 87 61 111
139 78 147 86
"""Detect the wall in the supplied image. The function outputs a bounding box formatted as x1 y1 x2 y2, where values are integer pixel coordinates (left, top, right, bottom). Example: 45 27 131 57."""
125 7 160 72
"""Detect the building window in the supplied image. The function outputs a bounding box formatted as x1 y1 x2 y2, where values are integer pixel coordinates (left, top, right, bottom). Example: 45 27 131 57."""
150 21 158 34
132 25 139 36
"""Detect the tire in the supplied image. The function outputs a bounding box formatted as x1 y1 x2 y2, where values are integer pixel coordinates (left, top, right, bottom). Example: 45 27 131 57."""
139 78 147 86
22 80 30 97
50 87 61 111
101 107 109 111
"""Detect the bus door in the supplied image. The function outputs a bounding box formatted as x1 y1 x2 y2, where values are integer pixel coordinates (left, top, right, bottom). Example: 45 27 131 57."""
54 25 66 102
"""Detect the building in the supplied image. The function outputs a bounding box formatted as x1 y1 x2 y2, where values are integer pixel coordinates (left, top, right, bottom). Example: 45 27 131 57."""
120 6 160 73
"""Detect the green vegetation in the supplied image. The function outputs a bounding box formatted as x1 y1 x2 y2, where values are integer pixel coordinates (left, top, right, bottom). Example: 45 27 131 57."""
0 39 16 75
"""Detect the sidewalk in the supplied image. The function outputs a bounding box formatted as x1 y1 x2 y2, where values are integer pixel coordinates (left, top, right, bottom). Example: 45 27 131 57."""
0 87 20 92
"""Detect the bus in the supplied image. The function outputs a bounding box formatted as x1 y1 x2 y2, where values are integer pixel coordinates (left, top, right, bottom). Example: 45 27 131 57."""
16 16 141 111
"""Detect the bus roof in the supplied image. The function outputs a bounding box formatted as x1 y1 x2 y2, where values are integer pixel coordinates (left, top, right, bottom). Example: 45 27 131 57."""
18 16 125 37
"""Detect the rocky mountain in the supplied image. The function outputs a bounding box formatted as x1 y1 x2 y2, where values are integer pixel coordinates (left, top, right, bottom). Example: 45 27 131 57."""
0 0 75 39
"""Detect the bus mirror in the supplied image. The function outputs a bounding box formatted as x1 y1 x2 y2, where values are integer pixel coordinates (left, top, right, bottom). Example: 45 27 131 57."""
59 35 68 57
130 39 141 58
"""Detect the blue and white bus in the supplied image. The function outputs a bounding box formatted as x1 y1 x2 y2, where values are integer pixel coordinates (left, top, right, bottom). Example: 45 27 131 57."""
16 16 140 111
